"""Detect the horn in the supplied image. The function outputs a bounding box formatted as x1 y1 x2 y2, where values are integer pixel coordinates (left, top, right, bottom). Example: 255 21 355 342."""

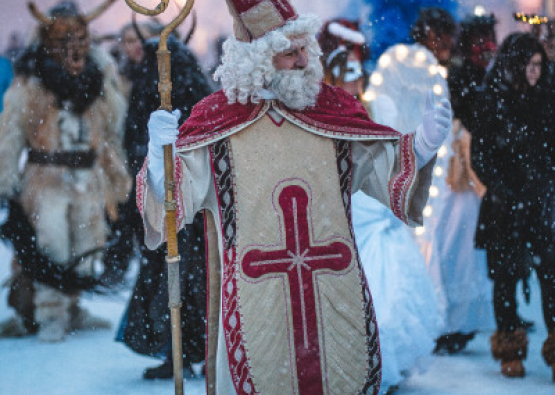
84 0 118 23
184 10 197 44
131 12 147 46
28 2 52 25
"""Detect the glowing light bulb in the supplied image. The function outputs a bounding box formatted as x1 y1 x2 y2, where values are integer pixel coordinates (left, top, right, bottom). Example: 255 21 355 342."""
437 145 448 158
371 72 384 86
428 65 438 76
362 90 376 102
474 6 486 17
415 226 426 236
415 50 427 64
423 205 433 217
433 84 443 95
429 185 439 197
438 66 448 79
379 54 391 68
395 45 408 61
434 166 444 177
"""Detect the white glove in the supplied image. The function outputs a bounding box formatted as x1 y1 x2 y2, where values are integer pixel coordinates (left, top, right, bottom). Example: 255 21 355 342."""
146 109 181 202
414 90 452 167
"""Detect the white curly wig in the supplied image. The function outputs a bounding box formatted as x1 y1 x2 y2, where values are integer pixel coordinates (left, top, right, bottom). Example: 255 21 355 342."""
214 14 324 109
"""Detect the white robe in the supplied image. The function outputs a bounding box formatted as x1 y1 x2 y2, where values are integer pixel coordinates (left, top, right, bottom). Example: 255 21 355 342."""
139 105 435 394
355 43 449 392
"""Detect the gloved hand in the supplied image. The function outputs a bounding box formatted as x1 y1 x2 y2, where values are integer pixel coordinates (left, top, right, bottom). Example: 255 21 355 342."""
414 90 452 167
146 109 181 202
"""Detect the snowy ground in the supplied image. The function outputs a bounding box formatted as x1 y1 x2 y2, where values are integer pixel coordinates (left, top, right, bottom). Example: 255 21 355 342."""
0 239 553 395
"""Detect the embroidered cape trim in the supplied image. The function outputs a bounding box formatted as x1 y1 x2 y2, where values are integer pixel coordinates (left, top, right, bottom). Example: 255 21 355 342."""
175 84 401 152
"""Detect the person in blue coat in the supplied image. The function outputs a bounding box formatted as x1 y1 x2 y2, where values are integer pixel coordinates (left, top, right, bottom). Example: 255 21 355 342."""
0 55 13 113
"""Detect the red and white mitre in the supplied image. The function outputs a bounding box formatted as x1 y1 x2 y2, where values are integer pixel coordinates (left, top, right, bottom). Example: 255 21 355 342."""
224 0 299 42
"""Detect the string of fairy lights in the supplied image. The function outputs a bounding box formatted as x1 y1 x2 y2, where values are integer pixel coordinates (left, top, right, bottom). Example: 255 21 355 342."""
362 44 448 239
514 13 549 25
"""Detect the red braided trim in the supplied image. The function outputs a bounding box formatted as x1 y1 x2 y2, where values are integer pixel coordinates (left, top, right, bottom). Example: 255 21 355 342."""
388 134 417 224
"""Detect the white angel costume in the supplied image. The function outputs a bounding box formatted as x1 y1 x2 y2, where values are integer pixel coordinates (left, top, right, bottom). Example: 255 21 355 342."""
354 43 448 393
427 123 495 338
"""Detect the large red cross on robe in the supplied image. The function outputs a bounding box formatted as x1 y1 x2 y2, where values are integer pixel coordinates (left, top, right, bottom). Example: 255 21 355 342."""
241 183 352 394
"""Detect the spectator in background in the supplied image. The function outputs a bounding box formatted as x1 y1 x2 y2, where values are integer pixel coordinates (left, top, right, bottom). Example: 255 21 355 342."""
470 33 555 380
318 19 368 99
533 20 555 62
114 32 212 380
100 20 163 286
115 21 164 99
532 20 555 91
428 14 497 355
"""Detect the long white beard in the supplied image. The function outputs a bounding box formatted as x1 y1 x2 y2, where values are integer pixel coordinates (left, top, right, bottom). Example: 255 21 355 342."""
270 64 323 110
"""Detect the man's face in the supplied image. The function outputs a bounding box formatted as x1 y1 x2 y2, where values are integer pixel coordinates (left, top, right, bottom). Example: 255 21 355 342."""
122 28 145 64
424 30 454 65
268 34 324 110
273 35 309 71
43 18 89 76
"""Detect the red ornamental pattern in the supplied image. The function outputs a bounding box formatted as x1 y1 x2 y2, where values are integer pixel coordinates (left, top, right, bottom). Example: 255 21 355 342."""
135 156 186 242
136 160 147 219
241 183 353 394
388 134 417 224
222 247 259 395
175 85 400 151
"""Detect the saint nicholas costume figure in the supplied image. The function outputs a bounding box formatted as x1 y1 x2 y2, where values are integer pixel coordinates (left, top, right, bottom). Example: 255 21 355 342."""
138 0 453 393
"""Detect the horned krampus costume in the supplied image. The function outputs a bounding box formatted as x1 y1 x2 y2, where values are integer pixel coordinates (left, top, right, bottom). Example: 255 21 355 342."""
0 1 130 342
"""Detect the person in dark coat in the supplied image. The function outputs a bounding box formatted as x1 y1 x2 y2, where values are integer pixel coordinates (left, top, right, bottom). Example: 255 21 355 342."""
431 13 498 356
448 13 497 129
470 32 555 380
113 34 212 379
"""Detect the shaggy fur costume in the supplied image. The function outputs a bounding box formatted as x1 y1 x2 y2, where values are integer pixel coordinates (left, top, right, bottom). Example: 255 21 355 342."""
491 329 529 362
491 329 529 377
543 331 555 366
0 44 130 341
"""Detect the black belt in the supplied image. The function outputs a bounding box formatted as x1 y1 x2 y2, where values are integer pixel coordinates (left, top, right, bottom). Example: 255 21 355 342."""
28 149 96 169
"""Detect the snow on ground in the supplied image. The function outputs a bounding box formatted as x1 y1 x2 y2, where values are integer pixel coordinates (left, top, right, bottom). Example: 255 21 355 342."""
0 237 553 395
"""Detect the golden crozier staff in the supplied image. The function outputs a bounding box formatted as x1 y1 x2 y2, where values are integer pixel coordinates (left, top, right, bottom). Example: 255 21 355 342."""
124 1 195 394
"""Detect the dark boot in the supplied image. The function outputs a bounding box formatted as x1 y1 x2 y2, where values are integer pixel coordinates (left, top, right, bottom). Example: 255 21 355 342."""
143 360 173 380
143 359 196 380
491 329 528 378
449 332 475 354
542 331 555 382
434 332 476 354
